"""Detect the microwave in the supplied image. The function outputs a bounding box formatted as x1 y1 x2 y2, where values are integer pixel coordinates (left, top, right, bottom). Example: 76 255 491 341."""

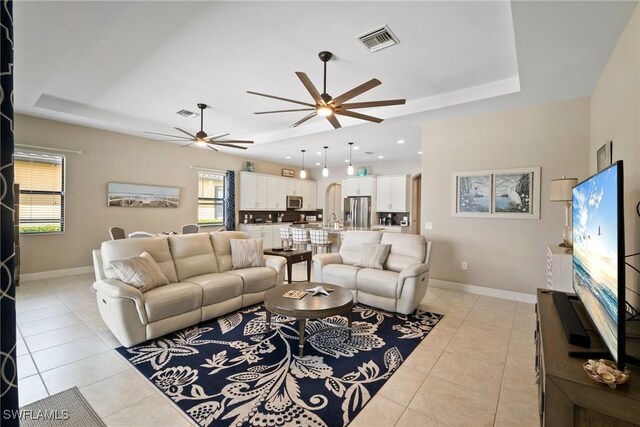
286 196 303 209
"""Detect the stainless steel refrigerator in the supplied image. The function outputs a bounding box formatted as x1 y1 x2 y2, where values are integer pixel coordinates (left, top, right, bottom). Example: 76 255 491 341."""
344 196 371 229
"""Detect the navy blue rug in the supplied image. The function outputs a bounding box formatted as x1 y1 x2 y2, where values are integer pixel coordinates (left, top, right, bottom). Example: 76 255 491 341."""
116 304 442 427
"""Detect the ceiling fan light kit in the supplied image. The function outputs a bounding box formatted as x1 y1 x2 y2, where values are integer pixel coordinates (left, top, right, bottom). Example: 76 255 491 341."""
248 51 406 129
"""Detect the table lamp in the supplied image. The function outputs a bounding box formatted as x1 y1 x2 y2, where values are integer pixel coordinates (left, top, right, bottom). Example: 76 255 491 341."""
550 176 578 248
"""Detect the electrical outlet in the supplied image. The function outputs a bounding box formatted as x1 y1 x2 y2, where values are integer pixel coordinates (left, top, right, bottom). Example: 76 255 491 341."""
462 261 468 270
425 222 433 230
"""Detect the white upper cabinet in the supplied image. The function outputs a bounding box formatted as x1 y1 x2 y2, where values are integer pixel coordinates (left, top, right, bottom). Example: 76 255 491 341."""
342 176 376 197
300 180 317 211
266 176 287 210
240 172 315 211
375 175 409 212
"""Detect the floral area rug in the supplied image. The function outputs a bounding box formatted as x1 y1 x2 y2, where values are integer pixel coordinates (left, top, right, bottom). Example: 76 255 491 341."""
116 304 443 427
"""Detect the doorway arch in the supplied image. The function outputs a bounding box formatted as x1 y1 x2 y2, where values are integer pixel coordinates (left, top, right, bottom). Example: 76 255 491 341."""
324 182 342 225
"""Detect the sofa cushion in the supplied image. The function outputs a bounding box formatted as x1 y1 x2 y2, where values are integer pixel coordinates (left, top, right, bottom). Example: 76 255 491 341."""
322 264 360 291
357 268 400 299
339 231 382 266
225 267 275 294
356 243 391 270
168 234 219 281
101 236 178 283
109 252 169 292
211 231 251 272
143 282 203 323
230 239 264 269
380 233 426 273
187 273 243 306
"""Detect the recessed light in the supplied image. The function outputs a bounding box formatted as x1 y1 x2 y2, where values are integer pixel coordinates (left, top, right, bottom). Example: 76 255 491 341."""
378 155 384 159
418 151 422 154
286 156 291 159
353 146 359 150
344 159 350 163
315 162 321 166
397 139 405 144
316 151 322 155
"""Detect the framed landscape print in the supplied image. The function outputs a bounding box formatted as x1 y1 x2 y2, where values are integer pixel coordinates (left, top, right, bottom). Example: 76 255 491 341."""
107 182 180 208
452 167 540 219
597 141 612 172
452 172 492 217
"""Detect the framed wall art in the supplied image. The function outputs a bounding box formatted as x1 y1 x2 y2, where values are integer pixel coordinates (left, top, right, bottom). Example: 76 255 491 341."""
107 182 180 208
452 167 540 219
281 168 295 178
597 141 612 172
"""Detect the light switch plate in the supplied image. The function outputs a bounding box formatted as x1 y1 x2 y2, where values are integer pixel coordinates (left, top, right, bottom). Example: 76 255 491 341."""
425 222 433 230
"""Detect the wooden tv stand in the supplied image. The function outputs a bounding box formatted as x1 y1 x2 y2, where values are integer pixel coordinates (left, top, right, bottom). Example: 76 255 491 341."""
536 289 640 426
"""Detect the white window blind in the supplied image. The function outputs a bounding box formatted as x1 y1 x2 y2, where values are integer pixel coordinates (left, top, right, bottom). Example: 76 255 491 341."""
14 151 65 234
198 171 224 225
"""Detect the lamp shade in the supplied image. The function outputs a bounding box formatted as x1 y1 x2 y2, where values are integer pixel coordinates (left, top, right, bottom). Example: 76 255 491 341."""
550 177 578 202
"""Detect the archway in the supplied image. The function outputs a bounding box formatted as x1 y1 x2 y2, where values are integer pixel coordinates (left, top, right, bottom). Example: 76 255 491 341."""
324 182 343 225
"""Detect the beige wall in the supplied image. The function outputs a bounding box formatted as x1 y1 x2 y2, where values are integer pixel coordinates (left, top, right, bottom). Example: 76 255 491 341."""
421 97 591 295
15 114 299 274
590 4 640 304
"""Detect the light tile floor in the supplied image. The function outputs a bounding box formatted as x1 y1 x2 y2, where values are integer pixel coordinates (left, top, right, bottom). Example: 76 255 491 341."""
16 265 539 426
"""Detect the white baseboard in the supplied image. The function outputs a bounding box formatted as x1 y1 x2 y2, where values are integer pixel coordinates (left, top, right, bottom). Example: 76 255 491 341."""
20 266 94 282
430 279 537 304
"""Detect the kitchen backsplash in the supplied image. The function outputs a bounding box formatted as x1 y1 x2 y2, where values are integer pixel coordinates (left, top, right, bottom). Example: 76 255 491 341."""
239 210 323 224
375 212 410 226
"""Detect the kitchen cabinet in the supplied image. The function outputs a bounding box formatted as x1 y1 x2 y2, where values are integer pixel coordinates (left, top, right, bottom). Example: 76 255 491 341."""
239 224 278 249
342 177 376 197
376 175 409 212
286 180 303 197
240 172 316 212
240 172 267 210
300 180 317 211
266 176 287 210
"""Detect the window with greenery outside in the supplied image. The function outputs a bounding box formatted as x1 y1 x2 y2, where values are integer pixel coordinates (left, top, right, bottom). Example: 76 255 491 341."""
198 172 225 225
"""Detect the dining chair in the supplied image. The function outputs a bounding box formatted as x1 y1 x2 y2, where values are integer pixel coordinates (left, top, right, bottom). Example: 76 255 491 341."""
291 228 310 250
128 231 154 238
181 224 200 234
309 229 331 255
108 226 126 240
280 227 292 249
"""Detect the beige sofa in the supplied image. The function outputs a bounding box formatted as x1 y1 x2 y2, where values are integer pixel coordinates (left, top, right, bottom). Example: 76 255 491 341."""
313 231 432 314
92 231 286 347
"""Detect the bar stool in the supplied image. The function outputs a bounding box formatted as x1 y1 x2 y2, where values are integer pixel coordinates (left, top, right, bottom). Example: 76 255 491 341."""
309 229 331 255
291 228 310 250
280 227 293 249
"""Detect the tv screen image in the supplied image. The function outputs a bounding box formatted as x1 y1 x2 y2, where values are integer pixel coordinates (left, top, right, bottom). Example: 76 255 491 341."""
572 161 624 364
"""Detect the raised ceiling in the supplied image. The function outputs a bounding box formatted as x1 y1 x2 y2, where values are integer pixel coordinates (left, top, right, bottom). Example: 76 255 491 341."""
13 1 637 168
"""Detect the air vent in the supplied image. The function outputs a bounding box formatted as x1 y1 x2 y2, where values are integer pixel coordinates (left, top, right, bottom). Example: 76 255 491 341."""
357 25 400 53
176 109 198 118
364 151 376 155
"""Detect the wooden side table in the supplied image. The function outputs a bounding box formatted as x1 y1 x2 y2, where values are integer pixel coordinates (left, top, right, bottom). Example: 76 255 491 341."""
264 248 312 283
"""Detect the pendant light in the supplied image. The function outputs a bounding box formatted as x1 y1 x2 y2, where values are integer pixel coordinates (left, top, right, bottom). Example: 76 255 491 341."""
347 142 355 176
322 146 329 177
300 149 307 179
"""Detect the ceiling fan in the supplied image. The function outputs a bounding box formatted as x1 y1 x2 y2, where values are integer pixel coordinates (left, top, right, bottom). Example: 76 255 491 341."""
247 51 406 129
144 103 254 151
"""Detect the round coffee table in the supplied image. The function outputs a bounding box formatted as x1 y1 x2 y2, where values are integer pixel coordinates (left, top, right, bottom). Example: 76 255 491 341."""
264 282 354 357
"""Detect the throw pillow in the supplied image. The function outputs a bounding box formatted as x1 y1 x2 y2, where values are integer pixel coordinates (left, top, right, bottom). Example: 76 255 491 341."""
230 239 264 269
356 243 392 270
110 251 169 292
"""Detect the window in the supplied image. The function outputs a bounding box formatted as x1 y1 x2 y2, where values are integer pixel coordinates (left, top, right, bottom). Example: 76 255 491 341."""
14 151 65 234
198 171 225 226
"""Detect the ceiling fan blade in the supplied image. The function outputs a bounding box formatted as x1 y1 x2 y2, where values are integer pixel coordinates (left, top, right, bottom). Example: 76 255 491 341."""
295 72 323 104
214 140 254 144
290 112 317 128
209 142 247 150
332 79 382 105
335 109 383 123
339 99 406 109
206 145 219 152
205 132 230 140
326 114 342 129
247 91 315 108
254 108 316 114
143 131 191 140
175 127 198 139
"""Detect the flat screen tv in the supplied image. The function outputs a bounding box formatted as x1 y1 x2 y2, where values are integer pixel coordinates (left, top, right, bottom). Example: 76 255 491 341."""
572 160 625 367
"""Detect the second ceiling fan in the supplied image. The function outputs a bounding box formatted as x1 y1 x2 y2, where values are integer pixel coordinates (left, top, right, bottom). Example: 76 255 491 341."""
144 104 253 151
248 51 406 129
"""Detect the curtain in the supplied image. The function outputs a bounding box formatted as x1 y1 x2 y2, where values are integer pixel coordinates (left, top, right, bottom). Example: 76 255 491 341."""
1 0 19 422
224 170 236 231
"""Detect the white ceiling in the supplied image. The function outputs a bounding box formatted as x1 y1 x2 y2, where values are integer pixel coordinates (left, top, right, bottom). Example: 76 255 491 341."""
13 1 637 169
